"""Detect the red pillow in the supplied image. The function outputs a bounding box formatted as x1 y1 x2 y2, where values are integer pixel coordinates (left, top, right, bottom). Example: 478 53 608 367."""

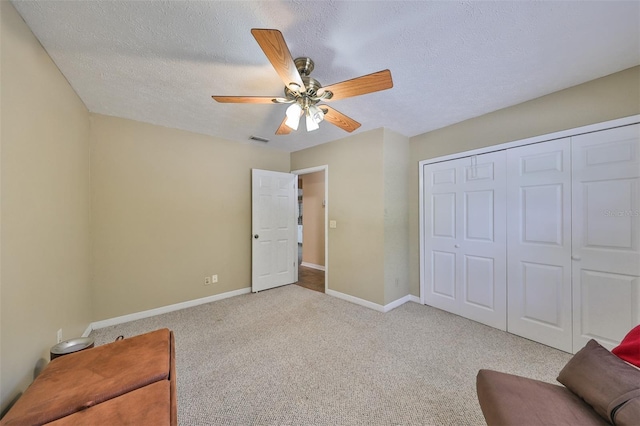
613 325 640 368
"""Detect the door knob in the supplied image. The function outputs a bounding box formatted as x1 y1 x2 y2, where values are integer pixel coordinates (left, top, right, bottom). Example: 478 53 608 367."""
454 244 460 248
571 255 581 261
254 234 259 239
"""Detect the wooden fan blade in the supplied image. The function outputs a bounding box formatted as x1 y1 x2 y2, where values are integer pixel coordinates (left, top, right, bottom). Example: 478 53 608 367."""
212 96 277 104
318 70 393 101
320 105 361 133
276 115 292 135
251 29 305 91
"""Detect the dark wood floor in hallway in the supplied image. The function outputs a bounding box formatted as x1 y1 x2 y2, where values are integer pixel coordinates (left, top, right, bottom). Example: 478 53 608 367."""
295 265 324 293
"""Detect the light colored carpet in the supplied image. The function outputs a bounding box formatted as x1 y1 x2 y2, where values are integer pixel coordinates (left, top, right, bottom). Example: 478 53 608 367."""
91 285 572 425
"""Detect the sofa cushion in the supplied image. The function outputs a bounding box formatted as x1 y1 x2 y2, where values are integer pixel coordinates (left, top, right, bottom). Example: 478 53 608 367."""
1 328 171 426
477 369 608 425
612 325 640 368
44 380 171 426
557 339 640 424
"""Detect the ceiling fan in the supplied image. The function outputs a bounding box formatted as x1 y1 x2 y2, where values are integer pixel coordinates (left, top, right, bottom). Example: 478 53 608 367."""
212 29 393 135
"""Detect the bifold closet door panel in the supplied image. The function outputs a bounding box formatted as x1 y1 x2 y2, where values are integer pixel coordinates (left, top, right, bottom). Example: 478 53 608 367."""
506 138 572 352
457 151 507 330
423 151 507 330
572 124 640 352
423 158 461 315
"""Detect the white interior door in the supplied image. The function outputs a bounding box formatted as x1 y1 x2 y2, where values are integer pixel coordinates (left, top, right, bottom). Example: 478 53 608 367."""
572 124 640 352
423 151 507 330
507 138 573 352
252 169 297 292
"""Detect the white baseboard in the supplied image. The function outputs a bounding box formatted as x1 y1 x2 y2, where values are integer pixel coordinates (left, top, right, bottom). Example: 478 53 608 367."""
326 290 420 313
326 289 385 312
82 324 93 337
408 295 421 304
383 294 414 312
300 262 325 271
86 287 419 333
91 287 251 330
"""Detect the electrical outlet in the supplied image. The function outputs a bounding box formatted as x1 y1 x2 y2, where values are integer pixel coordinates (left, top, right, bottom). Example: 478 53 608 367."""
57 329 63 343
204 276 211 286
212 274 218 283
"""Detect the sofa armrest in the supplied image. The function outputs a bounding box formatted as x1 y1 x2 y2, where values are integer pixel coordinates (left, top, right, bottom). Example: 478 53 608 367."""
476 369 608 426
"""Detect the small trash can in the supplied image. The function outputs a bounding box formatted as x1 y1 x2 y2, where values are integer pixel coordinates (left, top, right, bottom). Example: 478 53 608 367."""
50 337 95 360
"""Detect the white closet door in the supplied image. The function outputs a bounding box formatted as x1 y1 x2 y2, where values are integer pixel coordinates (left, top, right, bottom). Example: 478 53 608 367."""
572 124 640 352
507 138 572 352
424 151 507 330
424 159 461 314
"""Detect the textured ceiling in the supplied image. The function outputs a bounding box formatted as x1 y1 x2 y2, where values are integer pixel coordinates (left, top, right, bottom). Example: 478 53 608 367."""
11 1 640 152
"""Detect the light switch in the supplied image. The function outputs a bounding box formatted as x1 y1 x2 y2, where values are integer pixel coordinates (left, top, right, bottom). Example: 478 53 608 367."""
329 220 337 229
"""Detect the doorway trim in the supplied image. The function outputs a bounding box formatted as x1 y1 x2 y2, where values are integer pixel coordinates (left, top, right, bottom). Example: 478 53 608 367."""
291 165 329 293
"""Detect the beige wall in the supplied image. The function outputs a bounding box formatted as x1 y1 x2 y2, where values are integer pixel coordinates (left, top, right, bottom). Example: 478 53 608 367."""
383 129 410 304
90 114 290 320
292 128 411 306
2 0 637 410
1 1 92 413
291 129 386 305
408 66 640 296
301 171 325 267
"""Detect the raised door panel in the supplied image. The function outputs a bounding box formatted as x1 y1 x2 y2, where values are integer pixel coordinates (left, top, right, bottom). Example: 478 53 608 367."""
521 262 564 328
572 124 640 352
464 255 496 310
432 193 456 239
582 180 636 255
521 184 564 246
432 251 456 300
578 270 638 349
507 138 572 352
465 190 494 242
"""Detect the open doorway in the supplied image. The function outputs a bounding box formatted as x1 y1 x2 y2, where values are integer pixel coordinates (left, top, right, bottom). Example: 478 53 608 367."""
293 166 328 293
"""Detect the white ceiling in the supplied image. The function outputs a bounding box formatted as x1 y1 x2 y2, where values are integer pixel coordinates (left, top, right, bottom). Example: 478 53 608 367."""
11 1 640 152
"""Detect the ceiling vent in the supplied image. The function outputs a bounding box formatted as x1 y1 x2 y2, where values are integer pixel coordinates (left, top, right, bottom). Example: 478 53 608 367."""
249 135 270 143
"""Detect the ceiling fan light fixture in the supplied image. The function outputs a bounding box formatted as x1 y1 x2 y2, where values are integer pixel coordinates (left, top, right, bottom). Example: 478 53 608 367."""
309 105 324 124
306 112 319 131
285 103 302 130
305 104 324 132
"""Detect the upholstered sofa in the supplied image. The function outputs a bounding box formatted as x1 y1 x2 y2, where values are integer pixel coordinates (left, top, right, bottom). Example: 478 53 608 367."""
0 328 176 425
477 337 640 425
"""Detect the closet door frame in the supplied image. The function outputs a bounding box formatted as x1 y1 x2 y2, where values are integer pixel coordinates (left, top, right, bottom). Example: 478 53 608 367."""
419 116 640 351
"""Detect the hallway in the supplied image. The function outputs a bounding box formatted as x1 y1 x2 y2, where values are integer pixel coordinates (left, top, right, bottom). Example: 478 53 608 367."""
295 265 324 293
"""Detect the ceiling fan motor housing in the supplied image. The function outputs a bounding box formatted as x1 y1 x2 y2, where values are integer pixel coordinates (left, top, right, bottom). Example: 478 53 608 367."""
284 77 323 101
284 58 328 105
294 57 314 76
